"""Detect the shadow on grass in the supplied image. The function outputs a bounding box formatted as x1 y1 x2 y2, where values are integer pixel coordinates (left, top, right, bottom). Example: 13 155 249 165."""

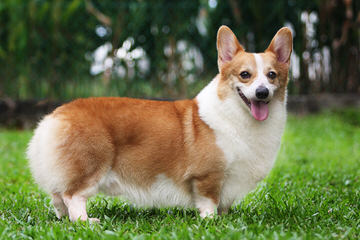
86 198 200 223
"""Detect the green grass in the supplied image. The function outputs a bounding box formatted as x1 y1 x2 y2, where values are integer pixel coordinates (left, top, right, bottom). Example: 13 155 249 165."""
1 110 359 239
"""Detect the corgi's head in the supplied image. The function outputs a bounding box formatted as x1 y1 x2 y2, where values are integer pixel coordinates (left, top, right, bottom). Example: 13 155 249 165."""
216 26 292 121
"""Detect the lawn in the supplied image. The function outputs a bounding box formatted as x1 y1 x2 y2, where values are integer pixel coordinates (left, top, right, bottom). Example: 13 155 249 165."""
0 110 359 239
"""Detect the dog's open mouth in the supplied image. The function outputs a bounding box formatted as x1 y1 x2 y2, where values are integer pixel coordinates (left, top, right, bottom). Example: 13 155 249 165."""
237 87 270 121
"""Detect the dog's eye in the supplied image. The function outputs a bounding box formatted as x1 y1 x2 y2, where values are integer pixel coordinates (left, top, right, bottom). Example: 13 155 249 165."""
267 71 277 79
240 71 251 79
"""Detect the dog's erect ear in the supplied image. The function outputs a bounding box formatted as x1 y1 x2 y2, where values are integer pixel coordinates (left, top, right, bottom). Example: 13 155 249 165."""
217 26 244 70
266 27 293 65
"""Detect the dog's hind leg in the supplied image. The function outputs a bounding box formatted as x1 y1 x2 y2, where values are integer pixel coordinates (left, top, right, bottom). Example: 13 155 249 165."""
51 193 68 219
62 194 100 223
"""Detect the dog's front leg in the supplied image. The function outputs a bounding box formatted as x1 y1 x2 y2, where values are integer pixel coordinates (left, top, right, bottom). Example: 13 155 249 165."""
192 173 222 218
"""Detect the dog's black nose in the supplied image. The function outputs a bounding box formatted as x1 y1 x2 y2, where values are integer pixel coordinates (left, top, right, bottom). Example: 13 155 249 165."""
255 86 269 99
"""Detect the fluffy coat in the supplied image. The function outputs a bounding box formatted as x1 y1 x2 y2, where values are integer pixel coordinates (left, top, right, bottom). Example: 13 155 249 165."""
27 26 292 221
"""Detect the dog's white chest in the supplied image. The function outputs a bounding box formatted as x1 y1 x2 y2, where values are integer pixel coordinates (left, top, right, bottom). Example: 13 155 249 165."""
196 78 286 207
216 120 284 207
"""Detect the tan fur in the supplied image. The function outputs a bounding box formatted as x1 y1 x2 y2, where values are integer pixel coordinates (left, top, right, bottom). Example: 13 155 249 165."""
50 98 225 198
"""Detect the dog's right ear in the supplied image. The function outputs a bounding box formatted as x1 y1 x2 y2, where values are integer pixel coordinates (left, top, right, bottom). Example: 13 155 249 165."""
217 26 244 71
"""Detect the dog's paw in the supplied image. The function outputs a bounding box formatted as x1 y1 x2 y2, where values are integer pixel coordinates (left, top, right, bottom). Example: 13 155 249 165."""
199 208 216 218
88 218 100 223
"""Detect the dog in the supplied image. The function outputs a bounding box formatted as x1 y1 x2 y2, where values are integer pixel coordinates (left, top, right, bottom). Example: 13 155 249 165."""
27 26 292 222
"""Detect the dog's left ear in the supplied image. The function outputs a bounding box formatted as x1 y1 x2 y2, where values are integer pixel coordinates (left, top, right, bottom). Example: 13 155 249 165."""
266 27 293 65
217 26 244 71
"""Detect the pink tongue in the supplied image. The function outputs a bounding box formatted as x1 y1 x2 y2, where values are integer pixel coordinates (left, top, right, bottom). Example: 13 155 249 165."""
250 100 269 121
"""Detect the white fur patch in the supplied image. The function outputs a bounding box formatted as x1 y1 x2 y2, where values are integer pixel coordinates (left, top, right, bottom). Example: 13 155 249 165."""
27 115 70 194
196 76 286 209
253 53 266 84
99 172 193 207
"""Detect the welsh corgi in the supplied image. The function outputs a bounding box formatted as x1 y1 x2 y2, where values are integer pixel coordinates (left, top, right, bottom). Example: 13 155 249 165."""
27 26 292 222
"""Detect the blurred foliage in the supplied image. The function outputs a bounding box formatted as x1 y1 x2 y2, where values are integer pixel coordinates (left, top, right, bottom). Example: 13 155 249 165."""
0 0 359 100
332 108 360 127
